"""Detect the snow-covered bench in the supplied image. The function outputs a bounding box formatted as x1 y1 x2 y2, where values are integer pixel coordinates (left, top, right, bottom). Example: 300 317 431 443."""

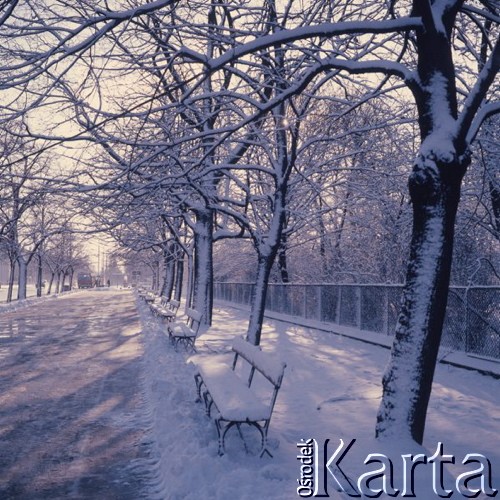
151 297 180 322
192 337 286 457
138 288 153 301
148 294 161 313
167 308 202 351
142 291 157 304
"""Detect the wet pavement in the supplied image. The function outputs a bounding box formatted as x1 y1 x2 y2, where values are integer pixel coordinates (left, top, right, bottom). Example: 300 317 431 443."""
0 290 155 499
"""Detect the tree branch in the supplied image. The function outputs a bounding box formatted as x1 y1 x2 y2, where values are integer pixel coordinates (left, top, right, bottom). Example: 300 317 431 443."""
458 35 500 147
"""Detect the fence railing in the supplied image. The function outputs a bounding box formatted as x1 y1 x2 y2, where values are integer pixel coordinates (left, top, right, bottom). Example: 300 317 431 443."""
213 282 500 360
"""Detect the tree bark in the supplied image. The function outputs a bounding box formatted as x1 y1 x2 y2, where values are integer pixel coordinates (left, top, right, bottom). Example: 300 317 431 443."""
185 251 194 309
247 251 275 345
17 256 28 300
55 271 61 294
277 234 290 283
36 254 43 297
47 272 55 295
160 244 175 300
7 258 15 303
193 208 214 325
174 254 184 301
246 179 288 345
151 260 160 291
376 154 468 443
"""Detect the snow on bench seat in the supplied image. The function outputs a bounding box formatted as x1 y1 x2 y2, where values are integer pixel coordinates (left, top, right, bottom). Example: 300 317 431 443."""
170 322 195 337
197 363 271 421
155 299 180 321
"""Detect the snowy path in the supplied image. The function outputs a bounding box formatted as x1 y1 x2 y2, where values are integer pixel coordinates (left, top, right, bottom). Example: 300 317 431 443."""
0 290 157 500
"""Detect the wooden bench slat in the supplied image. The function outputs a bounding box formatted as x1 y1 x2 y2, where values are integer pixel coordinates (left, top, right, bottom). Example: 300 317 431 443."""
171 323 196 338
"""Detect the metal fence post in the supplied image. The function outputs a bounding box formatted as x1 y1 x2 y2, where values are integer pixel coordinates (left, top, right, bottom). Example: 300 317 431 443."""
383 287 389 335
336 285 342 326
465 286 469 354
317 285 321 322
356 286 362 329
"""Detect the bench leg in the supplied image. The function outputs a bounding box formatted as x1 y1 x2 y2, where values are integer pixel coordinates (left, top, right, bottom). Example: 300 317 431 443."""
194 373 204 403
247 421 272 458
216 420 239 456
171 335 182 350
185 337 196 353
205 393 214 417
171 335 196 352
214 420 271 458
215 419 225 456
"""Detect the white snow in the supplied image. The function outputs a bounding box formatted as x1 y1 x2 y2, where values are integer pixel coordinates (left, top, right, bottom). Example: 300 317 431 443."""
137 298 500 500
0 284 38 304
420 72 457 163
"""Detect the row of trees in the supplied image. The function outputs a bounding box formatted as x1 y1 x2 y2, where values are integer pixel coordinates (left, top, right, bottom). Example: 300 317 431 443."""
0 0 498 447
0 123 90 300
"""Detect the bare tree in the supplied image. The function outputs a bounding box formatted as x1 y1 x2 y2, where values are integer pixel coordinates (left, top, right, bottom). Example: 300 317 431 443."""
170 0 499 443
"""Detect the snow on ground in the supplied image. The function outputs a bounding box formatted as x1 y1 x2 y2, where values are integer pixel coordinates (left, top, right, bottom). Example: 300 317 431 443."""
138 298 500 500
0 284 37 303
0 289 497 499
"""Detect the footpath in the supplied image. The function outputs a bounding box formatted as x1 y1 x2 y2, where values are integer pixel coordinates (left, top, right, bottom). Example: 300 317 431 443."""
0 290 157 500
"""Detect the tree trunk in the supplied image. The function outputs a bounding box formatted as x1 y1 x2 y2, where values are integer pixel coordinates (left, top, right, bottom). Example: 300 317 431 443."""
185 251 194 309
174 255 184 301
375 1 474 444
17 257 28 300
247 156 288 344
47 272 55 295
151 260 160 291
247 251 275 345
161 244 175 300
69 268 74 290
7 258 15 303
36 254 43 297
193 208 214 325
277 234 290 283
376 155 467 443
318 209 330 280
55 271 61 294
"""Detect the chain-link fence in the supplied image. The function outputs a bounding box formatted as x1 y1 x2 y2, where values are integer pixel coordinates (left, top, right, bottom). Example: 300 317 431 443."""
214 282 500 359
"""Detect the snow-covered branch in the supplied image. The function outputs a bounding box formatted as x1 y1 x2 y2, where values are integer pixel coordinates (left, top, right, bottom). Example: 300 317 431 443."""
458 35 500 147
181 17 423 70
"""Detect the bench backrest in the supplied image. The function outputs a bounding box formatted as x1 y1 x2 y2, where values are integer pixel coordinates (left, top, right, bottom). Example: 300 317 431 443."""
231 337 286 388
169 299 180 314
186 308 202 333
231 338 286 422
